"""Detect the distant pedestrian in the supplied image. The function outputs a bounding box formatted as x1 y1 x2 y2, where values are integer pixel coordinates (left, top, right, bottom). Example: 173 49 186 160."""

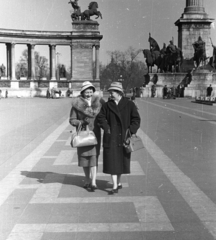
163 85 168 99
5 89 8 98
179 84 185 98
0 89 2 99
151 85 156 97
46 88 50 99
206 84 213 97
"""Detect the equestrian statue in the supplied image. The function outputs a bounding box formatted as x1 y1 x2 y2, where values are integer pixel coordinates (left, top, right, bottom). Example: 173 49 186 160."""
69 1 102 21
143 34 183 73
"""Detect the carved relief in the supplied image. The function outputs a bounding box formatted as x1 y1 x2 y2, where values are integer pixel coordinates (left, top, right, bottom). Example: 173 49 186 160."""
72 43 93 49
182 24 210 29
73 24 98 30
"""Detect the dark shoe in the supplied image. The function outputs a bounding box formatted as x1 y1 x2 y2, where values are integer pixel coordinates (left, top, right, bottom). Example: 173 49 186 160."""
90 185 98 192
117 184 123 189
109 188 118 195
83 183 90 189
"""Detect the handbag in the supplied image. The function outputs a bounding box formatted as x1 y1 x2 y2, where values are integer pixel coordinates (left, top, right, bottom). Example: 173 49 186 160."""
123 129 144 153
71 123 97 148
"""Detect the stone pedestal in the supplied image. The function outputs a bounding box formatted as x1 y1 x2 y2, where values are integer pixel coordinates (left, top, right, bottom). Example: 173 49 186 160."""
71 21 103 91
175 1 214 59
30 81 38 89
10 81 19 89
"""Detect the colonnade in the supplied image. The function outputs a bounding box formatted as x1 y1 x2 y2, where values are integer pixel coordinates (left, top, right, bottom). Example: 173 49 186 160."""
2 42 100 81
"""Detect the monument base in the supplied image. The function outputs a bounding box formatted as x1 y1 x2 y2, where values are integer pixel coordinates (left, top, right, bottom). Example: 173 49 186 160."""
143 73 216 98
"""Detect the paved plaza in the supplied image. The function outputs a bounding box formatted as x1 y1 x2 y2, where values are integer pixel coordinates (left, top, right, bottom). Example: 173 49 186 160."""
0 97 216 240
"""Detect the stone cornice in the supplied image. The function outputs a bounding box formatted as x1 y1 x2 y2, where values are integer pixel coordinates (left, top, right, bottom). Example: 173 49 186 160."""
0 28 103 45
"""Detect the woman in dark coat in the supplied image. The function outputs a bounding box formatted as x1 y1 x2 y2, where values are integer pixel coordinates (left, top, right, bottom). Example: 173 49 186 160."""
97 82 141 194
69 81 104 191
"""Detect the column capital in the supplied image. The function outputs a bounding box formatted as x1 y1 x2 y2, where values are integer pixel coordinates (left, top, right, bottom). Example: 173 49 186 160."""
28 43 35 48
95 44 100 50
50 44 56 49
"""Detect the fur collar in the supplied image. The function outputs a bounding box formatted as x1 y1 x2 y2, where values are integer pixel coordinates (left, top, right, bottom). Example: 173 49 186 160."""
72 94 104 118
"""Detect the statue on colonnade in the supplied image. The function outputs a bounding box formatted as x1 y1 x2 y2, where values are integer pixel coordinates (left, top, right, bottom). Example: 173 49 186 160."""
69 1 102 21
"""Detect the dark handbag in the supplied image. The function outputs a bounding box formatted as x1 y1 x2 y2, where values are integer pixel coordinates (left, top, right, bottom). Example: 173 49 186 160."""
123 129 144 153
71 123 97 148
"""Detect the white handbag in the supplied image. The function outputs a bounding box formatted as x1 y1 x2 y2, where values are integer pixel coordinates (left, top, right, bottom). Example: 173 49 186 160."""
71 123 97 148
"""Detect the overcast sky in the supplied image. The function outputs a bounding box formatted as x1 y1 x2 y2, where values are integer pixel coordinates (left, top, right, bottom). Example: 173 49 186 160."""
0 0 215 67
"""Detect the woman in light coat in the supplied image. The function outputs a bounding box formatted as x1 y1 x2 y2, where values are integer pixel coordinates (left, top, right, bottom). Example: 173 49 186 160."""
69 81 104 191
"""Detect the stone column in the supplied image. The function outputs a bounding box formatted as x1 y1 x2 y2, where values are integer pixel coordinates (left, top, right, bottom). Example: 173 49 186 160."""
70 44 73 80
49 45 56 80
28 44 35 80
95 45 100 80
6 43 11 80
11 43 16 80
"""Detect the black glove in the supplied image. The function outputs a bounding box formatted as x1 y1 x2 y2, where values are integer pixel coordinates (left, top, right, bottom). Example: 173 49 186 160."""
82 117 91 125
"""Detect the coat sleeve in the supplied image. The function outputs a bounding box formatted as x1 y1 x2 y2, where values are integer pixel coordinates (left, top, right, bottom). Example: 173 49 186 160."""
129 102 141 134
97 103 110 133
69 107 83 127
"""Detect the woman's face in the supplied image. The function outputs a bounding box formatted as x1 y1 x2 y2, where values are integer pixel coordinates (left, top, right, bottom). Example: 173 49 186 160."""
83 88 94 99
109 90 120 101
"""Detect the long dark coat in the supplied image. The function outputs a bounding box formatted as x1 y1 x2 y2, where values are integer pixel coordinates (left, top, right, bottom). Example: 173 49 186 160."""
97 97 141 175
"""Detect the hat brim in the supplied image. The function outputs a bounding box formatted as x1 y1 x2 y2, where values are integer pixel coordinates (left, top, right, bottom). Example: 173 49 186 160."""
108 87 124 93
80 85 96 93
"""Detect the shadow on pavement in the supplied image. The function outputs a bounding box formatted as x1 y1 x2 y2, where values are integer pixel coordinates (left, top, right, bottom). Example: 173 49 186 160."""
21 171 110 192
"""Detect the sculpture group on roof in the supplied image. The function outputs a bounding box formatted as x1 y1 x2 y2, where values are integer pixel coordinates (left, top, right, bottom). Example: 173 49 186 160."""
69 0 102 21
143 33 216 73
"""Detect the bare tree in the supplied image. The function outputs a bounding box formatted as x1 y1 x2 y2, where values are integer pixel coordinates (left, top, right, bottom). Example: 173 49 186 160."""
16 49 48 80
100 47 145 91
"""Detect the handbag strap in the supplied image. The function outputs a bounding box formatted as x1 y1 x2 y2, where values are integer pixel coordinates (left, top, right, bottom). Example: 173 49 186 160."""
125 129 132 142
77 122 90 135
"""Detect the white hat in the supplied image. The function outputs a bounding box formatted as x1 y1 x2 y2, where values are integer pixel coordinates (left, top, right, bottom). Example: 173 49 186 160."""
108 82 123 93
80 81 96 93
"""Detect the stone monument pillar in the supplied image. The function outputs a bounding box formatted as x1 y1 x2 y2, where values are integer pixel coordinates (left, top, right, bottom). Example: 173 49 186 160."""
175 0 214 59
71 21 103 90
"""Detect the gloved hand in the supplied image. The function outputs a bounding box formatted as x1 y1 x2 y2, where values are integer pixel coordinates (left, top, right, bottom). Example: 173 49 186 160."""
82 117 91 125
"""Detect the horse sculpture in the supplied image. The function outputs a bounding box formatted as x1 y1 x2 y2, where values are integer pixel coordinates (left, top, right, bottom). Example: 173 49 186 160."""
163 47 183 72
80 2 102 20
143 49 162 73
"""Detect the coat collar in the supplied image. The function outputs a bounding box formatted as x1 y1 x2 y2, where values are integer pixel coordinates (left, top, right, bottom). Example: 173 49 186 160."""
72 94 103 117
107 97 128 115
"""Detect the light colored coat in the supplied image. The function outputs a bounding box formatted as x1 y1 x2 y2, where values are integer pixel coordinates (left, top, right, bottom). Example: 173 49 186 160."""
69 94 104 157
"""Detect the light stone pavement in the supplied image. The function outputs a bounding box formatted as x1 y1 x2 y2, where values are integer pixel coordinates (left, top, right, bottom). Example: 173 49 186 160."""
1 98 216 239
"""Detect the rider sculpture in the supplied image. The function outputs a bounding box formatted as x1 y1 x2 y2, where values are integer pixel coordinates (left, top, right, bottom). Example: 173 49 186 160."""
192 36 207 68
69 0 81 21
